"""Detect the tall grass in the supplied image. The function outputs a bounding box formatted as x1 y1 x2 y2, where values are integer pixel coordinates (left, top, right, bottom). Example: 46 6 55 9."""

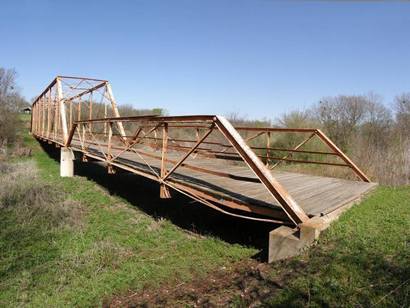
0 134 256 306
225 104 410 186
351 136 410 186
0 161 84 229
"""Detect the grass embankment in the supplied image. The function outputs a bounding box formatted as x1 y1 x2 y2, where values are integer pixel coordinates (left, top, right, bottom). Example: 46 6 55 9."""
1 117 409 307
264 186 410 307
0 133 256 306
116 186 410 307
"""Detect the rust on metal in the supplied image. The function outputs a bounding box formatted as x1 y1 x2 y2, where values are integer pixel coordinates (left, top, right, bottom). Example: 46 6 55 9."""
31 76 373 227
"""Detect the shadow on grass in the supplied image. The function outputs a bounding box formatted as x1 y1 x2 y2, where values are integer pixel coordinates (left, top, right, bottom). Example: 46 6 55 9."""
38 141 278 261
264 242 410 307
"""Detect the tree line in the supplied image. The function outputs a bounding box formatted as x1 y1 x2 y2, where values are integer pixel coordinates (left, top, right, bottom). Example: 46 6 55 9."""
228 93 409 185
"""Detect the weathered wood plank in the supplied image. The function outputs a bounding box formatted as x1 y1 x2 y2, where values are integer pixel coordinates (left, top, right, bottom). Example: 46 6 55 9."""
71 141 376 218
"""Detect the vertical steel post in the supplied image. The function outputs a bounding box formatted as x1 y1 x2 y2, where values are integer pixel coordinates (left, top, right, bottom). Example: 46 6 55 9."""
78 98 82 121
32 103 36 134
89 92 93 132
266 132 271 166
104 87 108 137
47 89 51 137
196 128 200 142
69 100 72 132
160 123 171 198
30 102 33 134
37 99 41 136
41 97 46 136
107 122 115 174
54 93 58 140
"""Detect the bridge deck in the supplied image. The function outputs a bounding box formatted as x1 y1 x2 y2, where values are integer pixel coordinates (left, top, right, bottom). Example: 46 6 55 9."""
69 141 376 218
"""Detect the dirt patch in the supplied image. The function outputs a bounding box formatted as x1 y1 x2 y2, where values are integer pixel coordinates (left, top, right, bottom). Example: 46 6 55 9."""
106 259 301 307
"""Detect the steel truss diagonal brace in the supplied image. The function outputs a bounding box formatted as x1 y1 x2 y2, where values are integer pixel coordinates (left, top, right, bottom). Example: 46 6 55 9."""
214 116 309 225
162 124 215 182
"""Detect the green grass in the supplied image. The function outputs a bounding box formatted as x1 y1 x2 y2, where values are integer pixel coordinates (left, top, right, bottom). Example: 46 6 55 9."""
265 186 410 307
0 134 256 307
1 119 409 307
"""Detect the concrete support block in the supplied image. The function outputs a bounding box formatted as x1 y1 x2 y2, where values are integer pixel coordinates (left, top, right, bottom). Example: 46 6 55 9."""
268 217 327 263
60 147 74 177
300 217 325 242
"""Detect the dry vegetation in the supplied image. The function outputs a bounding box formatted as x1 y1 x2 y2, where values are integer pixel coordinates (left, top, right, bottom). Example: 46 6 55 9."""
0 160 84 230
228 93 410 186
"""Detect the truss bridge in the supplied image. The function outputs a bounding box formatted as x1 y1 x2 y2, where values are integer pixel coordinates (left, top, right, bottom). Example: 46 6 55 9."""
30 76 377 261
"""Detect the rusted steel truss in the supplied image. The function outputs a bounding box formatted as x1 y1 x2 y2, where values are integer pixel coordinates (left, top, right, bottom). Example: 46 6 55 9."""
31 76 371 227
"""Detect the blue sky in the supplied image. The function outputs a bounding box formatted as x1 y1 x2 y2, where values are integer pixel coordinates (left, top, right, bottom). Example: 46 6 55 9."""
1 0 409 119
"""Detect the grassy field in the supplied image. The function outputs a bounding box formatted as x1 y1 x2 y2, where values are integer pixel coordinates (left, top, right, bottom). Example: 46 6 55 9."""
0 119 409 307
116 186 410 307
0 132 256 306
264 185 410 307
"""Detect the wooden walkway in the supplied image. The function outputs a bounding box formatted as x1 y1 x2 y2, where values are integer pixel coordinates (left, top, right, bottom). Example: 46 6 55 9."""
73 141 376 218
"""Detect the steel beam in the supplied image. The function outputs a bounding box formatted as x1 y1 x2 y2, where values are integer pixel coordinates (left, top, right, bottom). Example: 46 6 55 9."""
215 116 309 225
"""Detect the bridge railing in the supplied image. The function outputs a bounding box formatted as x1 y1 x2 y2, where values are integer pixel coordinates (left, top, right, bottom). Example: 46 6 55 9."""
60 115 370 226
65 116 370 181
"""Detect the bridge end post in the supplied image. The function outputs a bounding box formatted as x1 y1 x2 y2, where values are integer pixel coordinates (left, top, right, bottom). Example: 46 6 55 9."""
60 147 74 177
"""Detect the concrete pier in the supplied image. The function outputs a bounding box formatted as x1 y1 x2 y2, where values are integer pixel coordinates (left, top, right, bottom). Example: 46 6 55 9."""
60 147 74 177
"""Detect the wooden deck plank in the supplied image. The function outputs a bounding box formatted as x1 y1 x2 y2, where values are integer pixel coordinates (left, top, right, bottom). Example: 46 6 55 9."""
69 141 376 218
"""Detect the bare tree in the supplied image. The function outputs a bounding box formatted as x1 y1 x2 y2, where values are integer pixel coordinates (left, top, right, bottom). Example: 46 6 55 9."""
394 93 410 136
0 68 25 150
0 68 17 100
361 93 392 147
313 95 368 149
